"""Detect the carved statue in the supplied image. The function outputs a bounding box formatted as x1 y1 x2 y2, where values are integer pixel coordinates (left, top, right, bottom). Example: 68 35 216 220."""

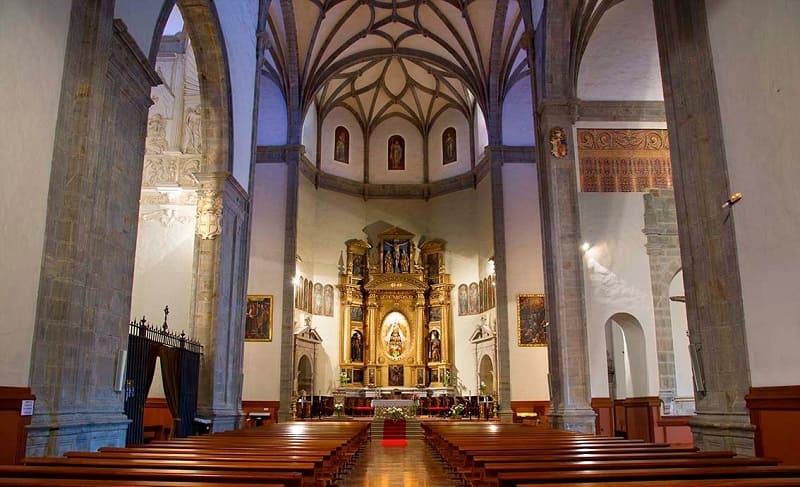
429 330 441 362
184 105 202 154
351 332 362 362
146 113 168 155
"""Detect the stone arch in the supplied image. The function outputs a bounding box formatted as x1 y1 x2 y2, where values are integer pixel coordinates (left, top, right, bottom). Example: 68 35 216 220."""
604 312 648 399
151 0 233 173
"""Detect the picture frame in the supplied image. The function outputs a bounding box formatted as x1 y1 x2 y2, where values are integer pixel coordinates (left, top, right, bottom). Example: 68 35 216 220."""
518 294 547 347
245 295 273 341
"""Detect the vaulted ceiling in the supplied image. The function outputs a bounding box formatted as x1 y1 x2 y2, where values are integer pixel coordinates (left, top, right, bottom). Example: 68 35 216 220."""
262 0 531 135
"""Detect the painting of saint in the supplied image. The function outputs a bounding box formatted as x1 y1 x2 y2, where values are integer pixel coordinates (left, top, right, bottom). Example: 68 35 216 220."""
323 284 334 316
388 135 405 170
458 284 468 316
518 294 547 346
442 127 457 164
430 306 441 322
313 282 323 315
245 295 272 341
468 282 479 315
350 306 364 323
388 365 403 387
352 254 364 277
334 126 349 163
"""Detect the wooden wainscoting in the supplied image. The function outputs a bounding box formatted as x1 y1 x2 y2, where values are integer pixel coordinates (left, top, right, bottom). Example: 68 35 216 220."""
622 396 661 442
747 385 800 465
143 397 173 441
0 386 35 464
591 397 615 436
242 400 280 426
510 400 550 425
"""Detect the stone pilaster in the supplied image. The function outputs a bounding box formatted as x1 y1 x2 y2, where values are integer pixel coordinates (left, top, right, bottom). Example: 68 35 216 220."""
536 102 596 433
653 0 754 454
642 188 685 414
27 5 159 455
192 172 250 432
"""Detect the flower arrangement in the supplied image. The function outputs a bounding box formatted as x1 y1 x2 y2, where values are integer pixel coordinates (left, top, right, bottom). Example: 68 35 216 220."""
479 381 487 395
449 402 466 417
379 406 408 420
339 372 350 386
333 403 344 417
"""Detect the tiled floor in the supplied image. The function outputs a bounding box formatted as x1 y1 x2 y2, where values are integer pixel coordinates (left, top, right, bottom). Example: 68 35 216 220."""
338 438 458 487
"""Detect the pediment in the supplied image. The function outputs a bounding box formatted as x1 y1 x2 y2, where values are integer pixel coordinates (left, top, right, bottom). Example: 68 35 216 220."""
364 273 428 292
378 226 415 241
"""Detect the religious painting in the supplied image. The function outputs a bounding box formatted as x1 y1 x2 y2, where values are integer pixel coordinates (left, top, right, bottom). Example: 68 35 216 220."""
352 253 364 277
245 295 272 341
388 365 404 387
334 126 349 163
311 282 322 315
387 135 405 170
416 368 425 386
305 279 313 313
430 306 441 323
458 284 468 316
442 127 457 164
323 284 334 317
425 253 440 284
468 282 479 315
350 306 364 323
518 294 547 347
352 369 364 384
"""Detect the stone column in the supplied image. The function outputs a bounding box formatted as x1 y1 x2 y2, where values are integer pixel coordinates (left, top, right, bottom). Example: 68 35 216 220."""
653 0 754 454
486 147 513 423
535 102 596 433
26 3 160 455
277 146 302 421
192 172 250 432
642 188 684 415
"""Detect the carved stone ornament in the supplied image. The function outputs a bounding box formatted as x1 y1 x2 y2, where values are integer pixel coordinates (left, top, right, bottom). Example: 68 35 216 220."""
549 126 568 159
145 113 169 155
196 189 223 239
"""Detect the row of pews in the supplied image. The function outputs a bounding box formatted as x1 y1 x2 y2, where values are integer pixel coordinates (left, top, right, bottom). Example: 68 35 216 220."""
0 421 369 487
423 421 800 486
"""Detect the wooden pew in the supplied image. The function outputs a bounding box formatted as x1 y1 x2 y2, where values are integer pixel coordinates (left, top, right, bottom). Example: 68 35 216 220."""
0 479 283 487
0 465 302 486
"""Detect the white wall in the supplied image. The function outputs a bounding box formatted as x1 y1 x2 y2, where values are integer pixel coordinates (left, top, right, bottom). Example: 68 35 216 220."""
301 101 317 163
369 118 424 184
428 109 472 182
0 0 71 386
130 219 196 339
242 164 287 400
502 164 549 400
579 193 659 399
320 107 364 180
475 105 489 159
669 271 693 398
577 0 663 101
502 76 536 146
706 0 800 387
258 76 288 146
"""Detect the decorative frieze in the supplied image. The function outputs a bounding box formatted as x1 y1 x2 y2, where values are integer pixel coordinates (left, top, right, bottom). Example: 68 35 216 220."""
578 129 673 192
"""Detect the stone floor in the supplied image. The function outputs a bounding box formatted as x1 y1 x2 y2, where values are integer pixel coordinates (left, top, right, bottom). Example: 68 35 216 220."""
337 438 458 486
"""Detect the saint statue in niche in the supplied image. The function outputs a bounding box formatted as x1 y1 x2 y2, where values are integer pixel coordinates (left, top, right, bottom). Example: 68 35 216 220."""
442 127 457 164
184 105 202 154
334 126 349 163
388 135 405 170
350 331 363 362
429 329 441 362
384 321 406 359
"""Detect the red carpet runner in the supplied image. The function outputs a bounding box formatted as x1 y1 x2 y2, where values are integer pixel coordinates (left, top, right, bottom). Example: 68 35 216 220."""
381 419 407 447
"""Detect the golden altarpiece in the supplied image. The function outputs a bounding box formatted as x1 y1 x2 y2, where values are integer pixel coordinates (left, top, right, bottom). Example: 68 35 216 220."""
338 227 454 393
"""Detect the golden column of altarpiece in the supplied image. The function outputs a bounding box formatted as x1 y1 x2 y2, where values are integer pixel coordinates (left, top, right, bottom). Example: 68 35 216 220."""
338 227 454 391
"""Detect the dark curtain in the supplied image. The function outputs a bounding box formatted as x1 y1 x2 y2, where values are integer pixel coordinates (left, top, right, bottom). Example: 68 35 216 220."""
124 338 160 445
178 348 201 437
158 345 181 435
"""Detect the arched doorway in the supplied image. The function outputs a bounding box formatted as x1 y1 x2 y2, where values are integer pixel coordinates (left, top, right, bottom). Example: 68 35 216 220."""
604 313 648 400
479 354 495 396
297 355 313 395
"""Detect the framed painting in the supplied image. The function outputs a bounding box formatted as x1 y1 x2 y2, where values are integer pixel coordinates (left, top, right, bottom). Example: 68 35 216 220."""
518 294 547 347
245 295 273 341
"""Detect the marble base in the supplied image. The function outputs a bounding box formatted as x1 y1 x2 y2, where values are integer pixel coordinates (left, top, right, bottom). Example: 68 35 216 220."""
26 412 130 457
690 412 755 456
548 407 597 434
